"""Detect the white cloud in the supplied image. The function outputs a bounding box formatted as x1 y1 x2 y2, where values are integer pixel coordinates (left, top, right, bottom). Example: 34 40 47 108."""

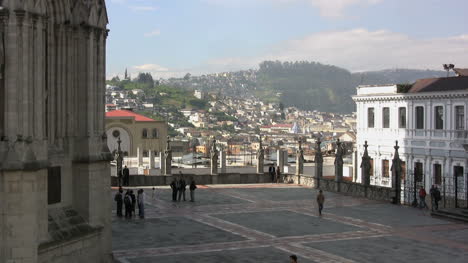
133 64 169 72
205 29 468 72
144 29 161 37
203 0 383 17
130 6 158 12
306 0 383 17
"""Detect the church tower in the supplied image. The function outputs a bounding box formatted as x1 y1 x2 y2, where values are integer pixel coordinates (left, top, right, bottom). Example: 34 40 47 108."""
0 1 112 262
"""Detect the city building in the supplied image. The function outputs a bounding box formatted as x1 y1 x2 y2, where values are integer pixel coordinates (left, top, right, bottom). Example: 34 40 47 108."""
353 75 468 194
0 1 112 262
106 110 168 158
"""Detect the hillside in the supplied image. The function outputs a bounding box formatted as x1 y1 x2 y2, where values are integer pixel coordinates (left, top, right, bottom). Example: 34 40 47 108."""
149 62 450 113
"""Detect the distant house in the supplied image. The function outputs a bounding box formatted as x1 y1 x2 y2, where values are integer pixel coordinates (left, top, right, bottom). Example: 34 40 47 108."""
105 110 168 158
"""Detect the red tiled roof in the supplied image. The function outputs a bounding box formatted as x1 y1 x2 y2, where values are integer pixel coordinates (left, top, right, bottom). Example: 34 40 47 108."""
408 76 468 93
105 110 155 122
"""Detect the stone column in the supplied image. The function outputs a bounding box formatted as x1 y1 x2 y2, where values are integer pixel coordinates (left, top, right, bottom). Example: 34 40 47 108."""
149 150 155 169
296 138 304 176
220 150 227 174
210 138 218 175
137 146 143 167
164 136 172 175
159 151 166 172
315 138 323 189
391 141 402 204
360 141 372 197
256 135 264 174
277 149 285 172
334 139 344 192
352 145 358 182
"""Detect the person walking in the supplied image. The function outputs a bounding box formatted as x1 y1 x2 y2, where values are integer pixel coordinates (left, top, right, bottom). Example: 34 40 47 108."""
124 190 132 218
152 187 156 200
432 185 441 211
419 186 427 209
123 166 130 186
178 176 187 202
170 178 178 202
130 190 136 216
269 164 276 183
317 190 325 216
137 189 145 218
430 185 436 211
189 179 197 202
289 255 298 263
276 166 281 183
114 187 124 217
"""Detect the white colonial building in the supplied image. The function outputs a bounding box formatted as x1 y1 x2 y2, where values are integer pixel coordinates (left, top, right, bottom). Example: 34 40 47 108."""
353 75 468 195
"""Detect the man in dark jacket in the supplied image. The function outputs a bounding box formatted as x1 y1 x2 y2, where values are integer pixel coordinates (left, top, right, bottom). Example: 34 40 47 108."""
430 185 441 211
123 166 130 186
268 164 276 183
170 178 178 202
124 190 132 218
114 187 124 217
178 175 187 201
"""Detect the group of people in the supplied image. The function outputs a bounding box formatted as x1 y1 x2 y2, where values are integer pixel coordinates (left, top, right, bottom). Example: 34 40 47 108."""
268 164 283 183
418 185 441 211
170 172 197 202
114 187 145 219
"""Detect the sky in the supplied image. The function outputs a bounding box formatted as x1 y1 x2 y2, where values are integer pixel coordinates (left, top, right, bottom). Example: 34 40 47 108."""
106 0 468 79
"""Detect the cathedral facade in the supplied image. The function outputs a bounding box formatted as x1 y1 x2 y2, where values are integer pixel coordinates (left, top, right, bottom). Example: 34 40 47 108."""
0 0 112 262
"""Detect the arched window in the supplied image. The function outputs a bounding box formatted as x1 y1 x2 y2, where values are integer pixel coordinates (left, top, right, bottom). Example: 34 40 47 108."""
142 128 148 138
152 128 158 138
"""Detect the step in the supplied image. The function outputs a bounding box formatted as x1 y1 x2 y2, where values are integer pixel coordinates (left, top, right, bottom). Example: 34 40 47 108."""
431 211 468 223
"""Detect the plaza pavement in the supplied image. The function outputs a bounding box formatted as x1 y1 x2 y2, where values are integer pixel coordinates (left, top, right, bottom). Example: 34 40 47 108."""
112 184 468 263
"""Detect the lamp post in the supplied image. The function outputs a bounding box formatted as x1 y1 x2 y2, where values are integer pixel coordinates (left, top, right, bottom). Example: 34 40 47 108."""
116 137 124 186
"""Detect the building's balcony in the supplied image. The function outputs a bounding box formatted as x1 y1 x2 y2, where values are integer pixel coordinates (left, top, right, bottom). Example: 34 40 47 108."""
358 128 468 142
407 129 468 141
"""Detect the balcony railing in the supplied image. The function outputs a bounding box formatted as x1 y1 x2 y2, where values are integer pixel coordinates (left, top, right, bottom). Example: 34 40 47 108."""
408 129 468 140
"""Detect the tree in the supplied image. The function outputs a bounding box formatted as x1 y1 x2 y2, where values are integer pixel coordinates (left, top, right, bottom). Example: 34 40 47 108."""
184 73 191 81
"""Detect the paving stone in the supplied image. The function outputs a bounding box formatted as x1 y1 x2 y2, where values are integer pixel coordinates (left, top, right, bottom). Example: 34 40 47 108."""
304 235 468 263
326 203 448 227
112 216 246 250
112 185 466 263
127 246 317 263
212 210 362 237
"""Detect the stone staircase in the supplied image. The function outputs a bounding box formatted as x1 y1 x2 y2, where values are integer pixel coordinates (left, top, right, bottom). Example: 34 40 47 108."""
431 208 468 223
40 206 98 250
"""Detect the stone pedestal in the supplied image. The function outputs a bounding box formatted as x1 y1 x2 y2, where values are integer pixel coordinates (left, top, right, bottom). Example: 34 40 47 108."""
137 147 143 167
257 150 264 174
164 151 172 175
334 140 344 192
220 150 227 174
296 150 304 176
159 152 166 172
210 139 218 175
149 150 155 169
277 149 285 172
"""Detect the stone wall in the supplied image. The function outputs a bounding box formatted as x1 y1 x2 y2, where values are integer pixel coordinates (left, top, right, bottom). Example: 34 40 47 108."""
112 173 272 186
285 174 393 202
